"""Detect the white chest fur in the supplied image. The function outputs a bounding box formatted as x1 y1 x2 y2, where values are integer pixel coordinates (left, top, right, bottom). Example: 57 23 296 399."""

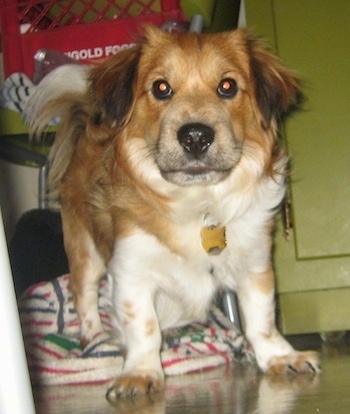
109 170 285 331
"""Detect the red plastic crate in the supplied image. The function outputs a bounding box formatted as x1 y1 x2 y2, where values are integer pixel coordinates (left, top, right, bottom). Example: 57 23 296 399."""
0 0 185 78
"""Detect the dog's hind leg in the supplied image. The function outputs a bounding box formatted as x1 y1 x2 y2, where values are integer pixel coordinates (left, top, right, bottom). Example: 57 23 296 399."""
63 213 106 348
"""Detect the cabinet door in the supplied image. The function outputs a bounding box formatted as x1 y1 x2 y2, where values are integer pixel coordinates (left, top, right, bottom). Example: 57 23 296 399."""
246 0 350 334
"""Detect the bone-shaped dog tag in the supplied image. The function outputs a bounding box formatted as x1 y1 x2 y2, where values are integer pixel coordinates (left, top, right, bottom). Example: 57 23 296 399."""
201 225 227 255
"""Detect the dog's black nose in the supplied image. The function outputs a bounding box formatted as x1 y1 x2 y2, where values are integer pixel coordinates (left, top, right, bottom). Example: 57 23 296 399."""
177 123 214 157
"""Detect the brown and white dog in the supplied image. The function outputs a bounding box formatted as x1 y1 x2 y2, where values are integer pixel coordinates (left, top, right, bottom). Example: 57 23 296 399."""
25 26 319 398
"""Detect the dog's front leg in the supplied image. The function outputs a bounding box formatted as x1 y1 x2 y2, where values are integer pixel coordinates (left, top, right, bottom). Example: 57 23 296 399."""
107 273 164 399
238 266 320 375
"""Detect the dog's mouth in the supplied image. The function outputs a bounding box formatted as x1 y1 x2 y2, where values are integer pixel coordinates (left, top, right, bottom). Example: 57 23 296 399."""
160 163 232 185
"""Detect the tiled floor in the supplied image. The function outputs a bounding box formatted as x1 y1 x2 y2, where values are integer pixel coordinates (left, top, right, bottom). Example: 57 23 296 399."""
33 333 350 413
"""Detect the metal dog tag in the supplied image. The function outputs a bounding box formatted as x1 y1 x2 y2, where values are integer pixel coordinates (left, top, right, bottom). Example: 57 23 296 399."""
201 225 227 255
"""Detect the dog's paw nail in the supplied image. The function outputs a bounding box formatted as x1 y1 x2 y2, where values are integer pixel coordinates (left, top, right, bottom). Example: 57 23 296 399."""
105 385 117 401
306 361 317 373
287 364 299 374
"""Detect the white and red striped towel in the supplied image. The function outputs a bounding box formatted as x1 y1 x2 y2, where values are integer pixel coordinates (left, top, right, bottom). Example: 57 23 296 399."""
19 274 252 386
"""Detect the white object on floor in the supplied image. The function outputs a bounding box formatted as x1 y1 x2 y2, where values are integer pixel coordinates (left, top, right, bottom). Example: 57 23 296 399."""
0 208 35 414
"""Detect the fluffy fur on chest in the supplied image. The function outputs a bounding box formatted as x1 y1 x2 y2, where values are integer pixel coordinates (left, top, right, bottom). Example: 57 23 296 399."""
25 26 319 399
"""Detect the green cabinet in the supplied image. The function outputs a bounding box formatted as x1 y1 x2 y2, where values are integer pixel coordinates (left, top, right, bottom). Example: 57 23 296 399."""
246 0 350 334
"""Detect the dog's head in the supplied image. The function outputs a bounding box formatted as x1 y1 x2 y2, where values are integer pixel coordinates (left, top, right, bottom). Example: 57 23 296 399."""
89 27 301 187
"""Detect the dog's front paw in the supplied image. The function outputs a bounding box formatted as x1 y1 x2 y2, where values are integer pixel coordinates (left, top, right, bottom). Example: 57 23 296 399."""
266 351 320 375
106 370 165 400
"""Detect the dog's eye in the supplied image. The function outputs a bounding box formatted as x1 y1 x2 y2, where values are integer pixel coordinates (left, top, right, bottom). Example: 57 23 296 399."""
217 78 238 99
152 80 173 100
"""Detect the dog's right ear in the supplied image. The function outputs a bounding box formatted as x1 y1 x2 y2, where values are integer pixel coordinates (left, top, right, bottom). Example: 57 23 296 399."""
88 45 141 129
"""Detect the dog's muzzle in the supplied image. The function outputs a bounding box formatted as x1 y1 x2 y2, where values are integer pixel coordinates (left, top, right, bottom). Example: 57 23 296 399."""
157 120 236 186
177 123 214 159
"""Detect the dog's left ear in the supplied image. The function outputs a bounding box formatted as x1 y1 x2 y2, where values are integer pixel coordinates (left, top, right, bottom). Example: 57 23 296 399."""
88 45 141 128
247 34 302 129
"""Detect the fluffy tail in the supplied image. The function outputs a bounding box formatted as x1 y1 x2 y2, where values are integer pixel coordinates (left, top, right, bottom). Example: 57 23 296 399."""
23 64 89 133
24 64 90 204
